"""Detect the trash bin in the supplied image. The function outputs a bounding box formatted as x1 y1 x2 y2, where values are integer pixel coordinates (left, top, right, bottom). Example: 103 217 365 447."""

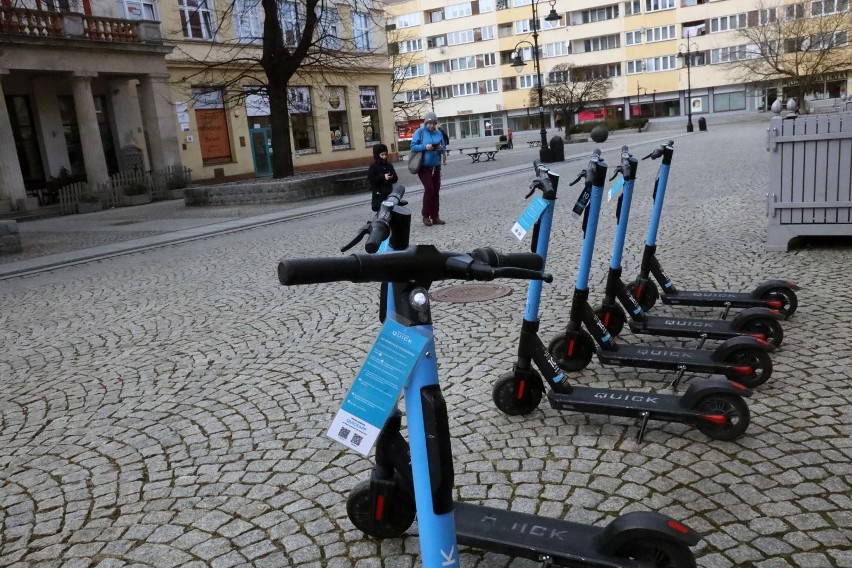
698 117 707 131
549 135 565 162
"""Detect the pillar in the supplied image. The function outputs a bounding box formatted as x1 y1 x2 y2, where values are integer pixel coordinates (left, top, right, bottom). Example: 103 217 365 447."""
72 73 110 186
31 76 71 179
109 78 149 172
0 70 28 207
138 74 181 170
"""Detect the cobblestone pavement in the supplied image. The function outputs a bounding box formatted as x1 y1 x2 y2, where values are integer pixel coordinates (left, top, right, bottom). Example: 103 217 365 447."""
2 118 851 568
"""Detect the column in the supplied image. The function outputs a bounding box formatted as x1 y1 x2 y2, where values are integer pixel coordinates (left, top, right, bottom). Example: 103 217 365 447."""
0 70 28 207
138 74 181 171
31 76 71 179
72 73 110 186
109 78 149 172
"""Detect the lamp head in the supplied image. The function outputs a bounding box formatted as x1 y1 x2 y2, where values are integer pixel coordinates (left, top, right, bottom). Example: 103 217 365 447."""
512 52 526 73
544 0 560 21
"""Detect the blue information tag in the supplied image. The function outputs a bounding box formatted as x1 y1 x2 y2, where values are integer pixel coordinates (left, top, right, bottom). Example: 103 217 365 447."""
511 195 549 240
608 176 624 202
327 319 429 455
571 184 591 219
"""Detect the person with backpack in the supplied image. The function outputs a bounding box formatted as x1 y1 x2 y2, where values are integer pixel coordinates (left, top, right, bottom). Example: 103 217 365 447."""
410 112 446 226
438 125 449 165
366 143 398 212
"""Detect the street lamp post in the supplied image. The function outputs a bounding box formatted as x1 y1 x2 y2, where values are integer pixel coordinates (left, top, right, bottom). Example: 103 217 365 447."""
428 76 435 113
678 41 699 133
511 0 560 162
636 83 647 118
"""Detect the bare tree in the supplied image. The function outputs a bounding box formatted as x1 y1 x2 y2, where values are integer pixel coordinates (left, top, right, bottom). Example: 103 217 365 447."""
172 0 390 178
386 29 431 124
730 1 852 110
531 63 613 139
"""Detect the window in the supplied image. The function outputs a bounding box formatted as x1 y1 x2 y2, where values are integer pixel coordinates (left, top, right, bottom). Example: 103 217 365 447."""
577 63 622 79
179 0 213 39
519 74 541 88
713 91 746 111
625 30 643 45
447 29 475 45
645 55 676 71
430 61 449 74
584 34 620 51
479 0 494 12
626 59 644 74
352 11 371 50
427 35 447 48
399 39 423 53
451 56 477 71
624 0 641 15
542 41 569 57
397 64 426 79
483 114 504 135
486 79 499 92
548 69 570 83
811 30 848 48
192 88 231 164
497 0 509 9
785 3 805 18
709 14 746 33
502 77 517 91
483 52 497 66
289 87 316 154
758 8 777 24
514 0 532 5
710 45 756 63
123 0 158 20
685 51 706 66
515 19 534 34
581 5 618 23
459 115 480 137
646 25 676 42
446 2 473 19
644 0 674 12
281 2 301 46
452 82 480 96
481 25 495 40
433 86 453 99
812 0 848 14
396 12 421 28
233 0 261 42
429 9 444 23
319 7 342 50
360 87 379 145
406 89 430 102
326 87 351 150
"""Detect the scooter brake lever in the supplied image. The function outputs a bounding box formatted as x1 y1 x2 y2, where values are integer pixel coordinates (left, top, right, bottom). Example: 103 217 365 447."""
609 167 622 181
491 266 553 282
340 223 370 252
569 172 585 186
525 181 536 199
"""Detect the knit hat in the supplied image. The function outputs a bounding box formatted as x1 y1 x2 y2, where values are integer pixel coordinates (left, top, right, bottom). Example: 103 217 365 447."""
424 112 438 125
373 143 389 159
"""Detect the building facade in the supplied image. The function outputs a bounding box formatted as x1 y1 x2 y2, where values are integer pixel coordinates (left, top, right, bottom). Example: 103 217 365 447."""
385 0 851 140
0 0 396 212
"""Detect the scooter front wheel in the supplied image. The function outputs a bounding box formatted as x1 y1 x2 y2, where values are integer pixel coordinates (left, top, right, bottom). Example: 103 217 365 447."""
595 304 626 337
740 318 784 348
615 538 697 568
548 331 595 372
347 479 415 539
723 348 773 388
627 279 659 311
492 372 544 416
760 287 798 319
693 393 750 441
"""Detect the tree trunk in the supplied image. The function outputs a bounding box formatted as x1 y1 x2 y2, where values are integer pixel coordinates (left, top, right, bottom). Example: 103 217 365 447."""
268 76 295 178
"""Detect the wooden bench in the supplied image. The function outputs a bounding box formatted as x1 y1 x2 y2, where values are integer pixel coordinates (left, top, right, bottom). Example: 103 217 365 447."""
527 140 542 148
465 150 499 163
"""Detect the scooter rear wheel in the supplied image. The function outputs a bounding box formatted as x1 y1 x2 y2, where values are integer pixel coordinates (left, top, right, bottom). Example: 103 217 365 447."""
723 348 773 388
760 287 798 319
548 331 595 372
693 393 750 441
492 372 543 416
740 318 784 348
627 279 659 311
615 538 697 568
595 304 626 337
347 479 415 539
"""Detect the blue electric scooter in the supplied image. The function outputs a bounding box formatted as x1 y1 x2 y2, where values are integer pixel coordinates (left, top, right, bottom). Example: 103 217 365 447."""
547 151 775 389
627 141 799 318
593 148 785 347
278 208 701 567
493 159 751 442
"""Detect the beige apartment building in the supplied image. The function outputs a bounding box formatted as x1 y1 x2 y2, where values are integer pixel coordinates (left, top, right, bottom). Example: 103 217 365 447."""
385 0 851 140
0 0 395 212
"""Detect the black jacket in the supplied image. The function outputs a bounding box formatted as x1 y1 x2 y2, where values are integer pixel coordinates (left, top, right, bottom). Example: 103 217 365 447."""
367 147 398 211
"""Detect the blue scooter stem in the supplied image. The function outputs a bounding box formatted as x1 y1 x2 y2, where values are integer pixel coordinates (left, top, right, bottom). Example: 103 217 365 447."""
610 178 635 270
378 239 396 316
576 182 605 291
523 202 555 323
645 163 670 247
404 334 459 567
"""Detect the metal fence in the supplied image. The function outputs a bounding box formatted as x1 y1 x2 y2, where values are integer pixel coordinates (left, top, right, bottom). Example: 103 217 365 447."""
765 112 852 251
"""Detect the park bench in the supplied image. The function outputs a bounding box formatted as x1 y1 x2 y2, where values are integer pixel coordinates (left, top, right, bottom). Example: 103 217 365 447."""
527 140 542 148
464 149 499 163
453 135 501 156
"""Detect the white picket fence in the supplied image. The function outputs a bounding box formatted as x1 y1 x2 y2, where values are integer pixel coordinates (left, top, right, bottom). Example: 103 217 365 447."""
57 166 192 215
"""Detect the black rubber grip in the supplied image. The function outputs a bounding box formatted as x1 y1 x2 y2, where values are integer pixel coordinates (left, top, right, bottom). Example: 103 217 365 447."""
365 221 389 253
278 255 361 285
471 248 544 270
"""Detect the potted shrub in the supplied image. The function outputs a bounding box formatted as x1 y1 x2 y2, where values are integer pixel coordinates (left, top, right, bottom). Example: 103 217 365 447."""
163 174 189 200
121 181 152 206
77 192 102 214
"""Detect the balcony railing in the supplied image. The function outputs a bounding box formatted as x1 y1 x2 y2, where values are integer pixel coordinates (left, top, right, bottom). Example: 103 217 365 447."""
0 6 161 44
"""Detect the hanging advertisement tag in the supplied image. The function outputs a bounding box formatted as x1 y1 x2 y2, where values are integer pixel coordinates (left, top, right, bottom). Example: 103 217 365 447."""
511 195 548 240
608 176 625 202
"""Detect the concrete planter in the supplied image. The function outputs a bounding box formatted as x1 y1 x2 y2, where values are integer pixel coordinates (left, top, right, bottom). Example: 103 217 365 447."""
77 202 103 214
122 193 153 207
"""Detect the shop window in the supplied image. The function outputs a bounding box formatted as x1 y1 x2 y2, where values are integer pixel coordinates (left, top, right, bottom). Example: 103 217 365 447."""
360 87 380 145
192 87 232 165
288 86 316 153
459 115 480 138
326 87 351 150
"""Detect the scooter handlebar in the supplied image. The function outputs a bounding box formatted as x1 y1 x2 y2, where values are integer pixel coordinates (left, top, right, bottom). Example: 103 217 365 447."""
471 247 544 271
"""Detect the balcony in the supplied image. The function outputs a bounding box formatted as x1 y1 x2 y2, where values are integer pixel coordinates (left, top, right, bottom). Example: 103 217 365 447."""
0 6 162 44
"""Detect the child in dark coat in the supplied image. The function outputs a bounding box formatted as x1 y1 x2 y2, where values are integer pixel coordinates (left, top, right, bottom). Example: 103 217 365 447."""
367 143 399 211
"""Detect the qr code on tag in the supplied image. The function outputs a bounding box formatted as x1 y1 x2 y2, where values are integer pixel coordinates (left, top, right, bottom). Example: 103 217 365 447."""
351 434 363 447
338 427 351 440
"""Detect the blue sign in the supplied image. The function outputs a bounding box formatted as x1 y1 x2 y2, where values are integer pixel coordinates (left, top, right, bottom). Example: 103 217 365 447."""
511 195 549 240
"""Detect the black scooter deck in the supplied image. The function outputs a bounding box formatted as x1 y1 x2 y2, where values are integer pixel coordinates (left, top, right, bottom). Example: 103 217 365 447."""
661 289 761 308
454 502 645 568
629 315 741 340
547 386 691 423
596 343 723 373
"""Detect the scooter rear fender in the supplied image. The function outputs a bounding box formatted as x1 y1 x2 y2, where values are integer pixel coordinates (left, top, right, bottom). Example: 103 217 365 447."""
730 307 784 328
711 335 775 361
750 279 801 297
595 511 701 554
680 377 752 408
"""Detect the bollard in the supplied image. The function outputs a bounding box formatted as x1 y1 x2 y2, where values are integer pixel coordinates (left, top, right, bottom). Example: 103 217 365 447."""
698 117 707 131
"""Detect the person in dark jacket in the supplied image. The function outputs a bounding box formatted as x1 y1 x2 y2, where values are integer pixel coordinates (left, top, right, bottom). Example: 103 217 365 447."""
438 125 449 165
367 143 398 211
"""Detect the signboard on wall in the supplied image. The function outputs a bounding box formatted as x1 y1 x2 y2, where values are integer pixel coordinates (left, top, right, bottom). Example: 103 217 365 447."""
359 87 377 110
196 109 232 163
691 97 703 113
287 87 312 113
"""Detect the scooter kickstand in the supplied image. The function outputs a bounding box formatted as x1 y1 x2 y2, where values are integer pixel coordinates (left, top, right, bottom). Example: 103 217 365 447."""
694 332 708 349
720 302 732 320
538 555 553 567
669 365 687 391
636 412 650 443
